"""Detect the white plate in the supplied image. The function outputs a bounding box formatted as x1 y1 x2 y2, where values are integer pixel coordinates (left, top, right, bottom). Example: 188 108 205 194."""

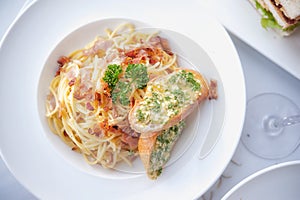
205 0 300 80
0 0 245 199
222 160 300 200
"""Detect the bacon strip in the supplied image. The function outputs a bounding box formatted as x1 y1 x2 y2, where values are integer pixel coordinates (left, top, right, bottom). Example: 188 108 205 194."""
55 56 70 76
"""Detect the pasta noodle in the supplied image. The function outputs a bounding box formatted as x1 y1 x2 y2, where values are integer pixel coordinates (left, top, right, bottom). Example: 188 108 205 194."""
45 23 179 169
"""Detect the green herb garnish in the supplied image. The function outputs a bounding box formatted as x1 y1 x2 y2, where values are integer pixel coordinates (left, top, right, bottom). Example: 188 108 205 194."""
112 81 131 106
179 70 201 91
149 121 185 179
102 64 122 90
172 89 185 104
125 63 149 89
137 109 146 122
150 92 161 113
111 64 149 106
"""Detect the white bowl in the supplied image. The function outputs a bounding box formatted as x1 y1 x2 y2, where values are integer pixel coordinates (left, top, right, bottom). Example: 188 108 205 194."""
222 161 300 200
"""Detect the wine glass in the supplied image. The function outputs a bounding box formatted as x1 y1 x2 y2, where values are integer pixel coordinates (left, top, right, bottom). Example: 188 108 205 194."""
241 93 300 159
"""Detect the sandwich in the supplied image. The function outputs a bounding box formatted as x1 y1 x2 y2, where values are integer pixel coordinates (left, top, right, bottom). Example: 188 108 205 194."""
249 0 300 36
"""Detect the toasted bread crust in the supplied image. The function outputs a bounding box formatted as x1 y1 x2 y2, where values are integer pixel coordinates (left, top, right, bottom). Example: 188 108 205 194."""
138 132 160 177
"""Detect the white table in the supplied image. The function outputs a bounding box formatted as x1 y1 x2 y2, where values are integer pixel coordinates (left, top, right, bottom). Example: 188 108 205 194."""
1 1 300 199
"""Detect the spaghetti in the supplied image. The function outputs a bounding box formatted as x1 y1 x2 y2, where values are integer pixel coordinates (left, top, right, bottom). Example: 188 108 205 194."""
45 23 179 169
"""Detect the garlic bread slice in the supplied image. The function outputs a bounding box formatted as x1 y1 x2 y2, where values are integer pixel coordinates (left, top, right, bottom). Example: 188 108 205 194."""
138 121 185 179
128 69 209 134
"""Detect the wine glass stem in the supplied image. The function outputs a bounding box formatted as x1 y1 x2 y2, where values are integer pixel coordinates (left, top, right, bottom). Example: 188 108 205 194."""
274 114 300 128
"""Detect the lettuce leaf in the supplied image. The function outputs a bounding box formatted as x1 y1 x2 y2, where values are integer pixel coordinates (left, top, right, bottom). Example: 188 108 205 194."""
255 1 300 32
255 1 282 29
283 22 300 32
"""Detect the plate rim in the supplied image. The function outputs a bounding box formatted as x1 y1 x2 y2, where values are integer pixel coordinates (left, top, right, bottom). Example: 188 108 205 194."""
0 0 246 199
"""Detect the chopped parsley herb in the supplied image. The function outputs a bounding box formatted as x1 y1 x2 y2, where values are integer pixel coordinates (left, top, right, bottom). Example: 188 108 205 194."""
128 149 135 156
168 103 175 110
102 64 122 90
168 75 177 84
165 96 171 101
168 70 201 91
156 167 163 176
179 70 201 91
150 93 161 113
174 110 179 115
152 101 161 112
149 121 185 178
136 70 202 128
137 109 145 122
172 89 185 104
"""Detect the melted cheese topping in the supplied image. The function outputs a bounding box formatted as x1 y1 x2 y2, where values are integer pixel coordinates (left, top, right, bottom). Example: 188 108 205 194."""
148 121 185 179
135 70 201 129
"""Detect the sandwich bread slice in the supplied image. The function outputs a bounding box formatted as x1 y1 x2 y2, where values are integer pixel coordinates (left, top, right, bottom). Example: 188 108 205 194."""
249 0 300 35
